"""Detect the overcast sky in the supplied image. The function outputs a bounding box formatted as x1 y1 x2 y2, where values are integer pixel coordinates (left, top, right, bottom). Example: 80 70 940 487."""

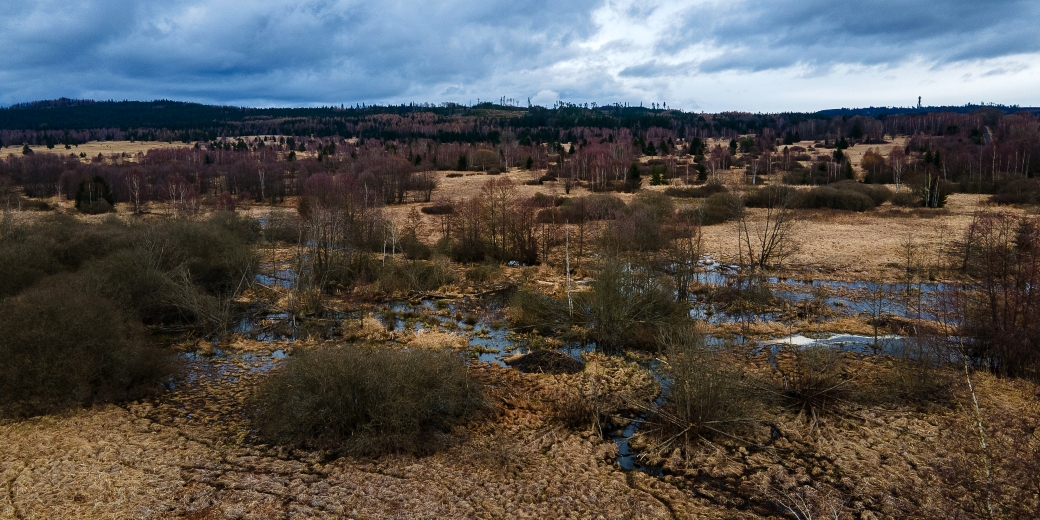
2 0 1038 112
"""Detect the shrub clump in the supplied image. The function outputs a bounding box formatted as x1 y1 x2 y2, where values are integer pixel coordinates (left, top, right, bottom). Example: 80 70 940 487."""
0 286 172 418
375 257 455 294
891 191 922 207
743 185 797 208
507 288 569 334
695 192 743 225
772 345 851 414
421 201 455 215
991 178 1040 205
832 181 892 206
374 256 455 295
75 175 116 214
575 261 687 351
250 346 484 456
800 185 876 211
664 183 728 199
530 192 564 207
465 262 501 283
790 181 893 211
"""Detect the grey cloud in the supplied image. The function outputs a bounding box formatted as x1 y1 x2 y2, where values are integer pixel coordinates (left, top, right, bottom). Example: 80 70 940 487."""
2 0 1038 109
618 60 697 78
0 0 603 106
673 0 1040 73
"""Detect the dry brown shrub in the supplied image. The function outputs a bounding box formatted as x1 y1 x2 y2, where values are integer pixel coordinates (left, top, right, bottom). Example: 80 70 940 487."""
659 324 761 441
0 286 172 418
249 344 485 456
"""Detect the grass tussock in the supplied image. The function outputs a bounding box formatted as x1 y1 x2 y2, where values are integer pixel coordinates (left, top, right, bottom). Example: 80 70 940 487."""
660 325 761 440
552 385 600 431
770 345 852 415
250 345 484 456
374 257 456 295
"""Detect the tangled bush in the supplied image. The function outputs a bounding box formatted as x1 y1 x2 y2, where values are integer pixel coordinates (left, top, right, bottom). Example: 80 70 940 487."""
250 346 484 455
0 286 172 418
956 212 1040 379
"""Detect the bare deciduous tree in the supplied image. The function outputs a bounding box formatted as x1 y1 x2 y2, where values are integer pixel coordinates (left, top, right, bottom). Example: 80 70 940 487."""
737 189 798 270
889 146 907 193
126 170 143 214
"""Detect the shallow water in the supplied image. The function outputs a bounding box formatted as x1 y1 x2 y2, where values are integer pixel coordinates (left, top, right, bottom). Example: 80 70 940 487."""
693 255 943 323
200 258 943 475
611 359 669 475
176 348 289 388
255 262 297 289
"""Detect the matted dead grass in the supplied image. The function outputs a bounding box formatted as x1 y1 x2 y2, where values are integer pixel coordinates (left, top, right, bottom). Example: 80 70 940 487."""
0 348 729 519
3 336 1036 518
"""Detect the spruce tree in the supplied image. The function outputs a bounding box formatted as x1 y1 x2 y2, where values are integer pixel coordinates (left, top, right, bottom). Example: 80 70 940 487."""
626 163 642 191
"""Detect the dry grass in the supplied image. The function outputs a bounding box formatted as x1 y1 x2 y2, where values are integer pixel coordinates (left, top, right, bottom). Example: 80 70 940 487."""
6 137 997 284
699 193 1004 281
2 332 1037 518
11 140 192 159
4 138 1039 517
0 356 722 519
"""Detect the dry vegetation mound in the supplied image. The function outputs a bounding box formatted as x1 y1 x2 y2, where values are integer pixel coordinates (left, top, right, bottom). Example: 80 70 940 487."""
249 345 484 456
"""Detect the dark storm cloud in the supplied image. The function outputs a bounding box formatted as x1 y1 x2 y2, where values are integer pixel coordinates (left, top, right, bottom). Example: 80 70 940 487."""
674 0 1040 73
0 0 602 106
1 0 1038 108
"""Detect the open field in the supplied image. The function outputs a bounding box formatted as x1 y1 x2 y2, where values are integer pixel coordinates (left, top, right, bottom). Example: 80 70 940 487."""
7 140 194 158
700 192 997 280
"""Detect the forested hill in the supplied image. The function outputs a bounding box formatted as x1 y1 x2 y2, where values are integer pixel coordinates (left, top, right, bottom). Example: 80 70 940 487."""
0 99 447 131
1 98 1038 147
816 104 1040 118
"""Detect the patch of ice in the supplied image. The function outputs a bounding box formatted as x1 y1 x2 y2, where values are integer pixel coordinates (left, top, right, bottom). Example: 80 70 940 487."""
768 334 817 346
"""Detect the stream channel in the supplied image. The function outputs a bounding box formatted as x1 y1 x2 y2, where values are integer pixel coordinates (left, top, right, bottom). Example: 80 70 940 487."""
179 260 932 475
